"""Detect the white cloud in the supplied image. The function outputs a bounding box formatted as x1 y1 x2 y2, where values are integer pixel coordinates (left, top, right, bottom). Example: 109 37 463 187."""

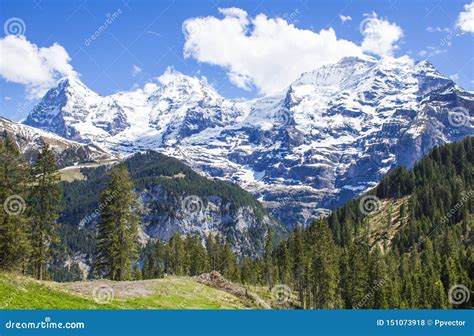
0 35 75 98
4 96 12 100
418 46 447 58
457 2 474 33
183 8 363 95
339 15 352 23
360 13 404 57
131 64 142 77
418 50 428 57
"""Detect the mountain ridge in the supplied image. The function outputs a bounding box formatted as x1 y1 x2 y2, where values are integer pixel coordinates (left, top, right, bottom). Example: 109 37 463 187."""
0 116 115 167
59 150 287 258
22 56 474 226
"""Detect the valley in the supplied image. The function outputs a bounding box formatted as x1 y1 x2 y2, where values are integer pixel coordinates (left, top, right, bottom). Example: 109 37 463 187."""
0 56 472 310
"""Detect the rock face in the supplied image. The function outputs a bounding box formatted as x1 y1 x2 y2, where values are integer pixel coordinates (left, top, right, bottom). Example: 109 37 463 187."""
0 116 114 167
137 186 280 256
62 151 286 256
23 57 474 226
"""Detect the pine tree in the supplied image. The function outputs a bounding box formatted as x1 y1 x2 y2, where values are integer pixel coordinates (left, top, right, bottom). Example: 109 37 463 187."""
169 234 185 275
263 229 274 288
0 137 31 272
277 241 291 285
290 225 306 308
347 242 369 308
96 163 140 281
29 143 61 280
368 247 389 308
307 219 340 308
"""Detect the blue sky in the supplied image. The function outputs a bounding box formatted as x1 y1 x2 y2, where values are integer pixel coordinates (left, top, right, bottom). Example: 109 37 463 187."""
1 0 473 121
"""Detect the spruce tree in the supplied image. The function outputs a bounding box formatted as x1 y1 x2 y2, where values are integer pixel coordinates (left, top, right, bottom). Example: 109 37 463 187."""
309 219 340 308
0 138 31 272
96 163 140 281
30 143 61 280
263 229 274 288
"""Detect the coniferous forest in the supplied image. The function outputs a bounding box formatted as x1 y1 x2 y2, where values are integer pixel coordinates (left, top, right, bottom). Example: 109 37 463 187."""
0 136 472 309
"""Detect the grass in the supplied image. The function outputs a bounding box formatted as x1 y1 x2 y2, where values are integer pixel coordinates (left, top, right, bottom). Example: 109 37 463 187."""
0 273 257 309
119 277 252 309
59 167 86 182
0 273 108 309
363 197 410 252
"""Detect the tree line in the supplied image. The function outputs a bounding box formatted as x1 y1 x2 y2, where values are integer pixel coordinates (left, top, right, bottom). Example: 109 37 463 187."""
141 138 473 309
0 138 61 280
1 135 472 309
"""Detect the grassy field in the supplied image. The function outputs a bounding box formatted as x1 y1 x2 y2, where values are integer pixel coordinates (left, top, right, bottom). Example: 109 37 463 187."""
0 273 262 309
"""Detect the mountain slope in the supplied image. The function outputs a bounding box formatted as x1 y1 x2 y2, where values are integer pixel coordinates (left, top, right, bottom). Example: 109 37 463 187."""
23 57 474 226
255 137 473 309
59 151 286 259
24 69 249 148
0 116 115 167
0 273 264 309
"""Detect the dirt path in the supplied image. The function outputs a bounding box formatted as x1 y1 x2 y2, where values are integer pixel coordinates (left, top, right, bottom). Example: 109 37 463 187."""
57 279 158 299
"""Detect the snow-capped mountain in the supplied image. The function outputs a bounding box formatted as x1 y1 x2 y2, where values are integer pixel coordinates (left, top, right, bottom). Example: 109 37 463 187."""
0 116 114 167
23 57 474 226
25 68 249 149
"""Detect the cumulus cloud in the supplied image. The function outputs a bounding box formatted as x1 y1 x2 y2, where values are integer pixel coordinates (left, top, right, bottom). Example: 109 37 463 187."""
183 8 363 95
360 13 404 57
339 15 352 23
0 35 75 98
457 2 474 33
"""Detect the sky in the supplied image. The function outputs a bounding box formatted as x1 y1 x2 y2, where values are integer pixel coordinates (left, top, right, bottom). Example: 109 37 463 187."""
0 0 473 121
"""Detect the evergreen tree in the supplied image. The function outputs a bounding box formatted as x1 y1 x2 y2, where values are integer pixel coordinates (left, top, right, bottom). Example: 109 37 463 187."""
308 219 340 308
368 247 388 308
0 138 31 272
263 229 274 288
30 143 61 280
96 163 140 281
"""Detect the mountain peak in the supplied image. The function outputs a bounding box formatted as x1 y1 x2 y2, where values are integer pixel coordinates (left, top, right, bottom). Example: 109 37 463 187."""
415 59 436 69
152 66 221 103
55 75 99 98
337 55 377 65
413 59 446 78
157 66 207 88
